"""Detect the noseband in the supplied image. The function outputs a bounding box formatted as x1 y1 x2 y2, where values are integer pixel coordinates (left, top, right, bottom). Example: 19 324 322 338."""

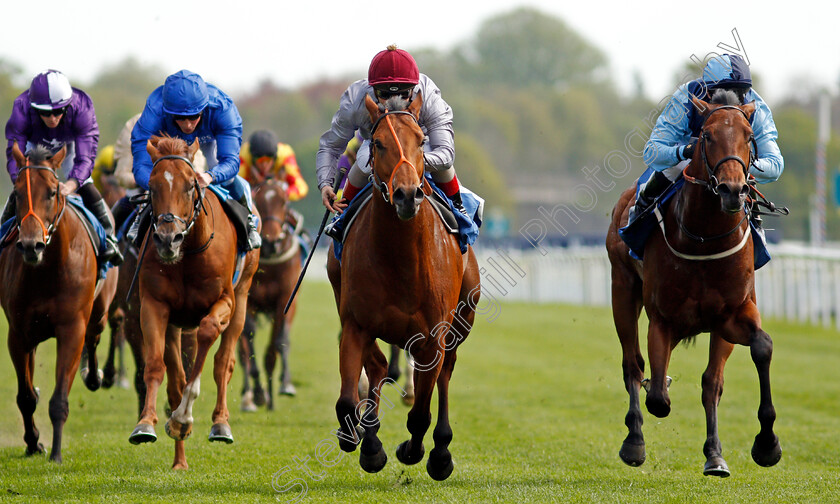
150 155 206 244
683 105 758 195
18 165 66 245
369 110 425 204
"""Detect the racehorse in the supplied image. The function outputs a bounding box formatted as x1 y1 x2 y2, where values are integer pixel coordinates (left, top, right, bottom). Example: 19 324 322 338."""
605 94 782 476
239 177 301 411
1 143 118 462
127 135 259 470
326 93 481 480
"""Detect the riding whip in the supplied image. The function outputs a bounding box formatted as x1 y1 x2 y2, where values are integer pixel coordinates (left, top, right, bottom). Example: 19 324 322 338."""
284 167 346 314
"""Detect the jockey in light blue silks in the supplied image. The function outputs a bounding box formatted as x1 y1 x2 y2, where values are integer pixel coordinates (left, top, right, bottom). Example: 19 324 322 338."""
626 54 784 227
129 69 261 250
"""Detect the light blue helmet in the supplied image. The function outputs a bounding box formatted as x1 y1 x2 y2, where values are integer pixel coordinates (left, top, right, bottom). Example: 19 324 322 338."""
162 70 209 116
702 54 752 89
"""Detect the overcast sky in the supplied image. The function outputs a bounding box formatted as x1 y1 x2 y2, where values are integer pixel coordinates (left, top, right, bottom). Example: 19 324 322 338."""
2 0 838 104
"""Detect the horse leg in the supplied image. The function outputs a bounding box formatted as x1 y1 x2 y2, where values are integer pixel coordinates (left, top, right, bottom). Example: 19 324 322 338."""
49 321 86 463
611 263 646 466
161 326 189 469
130 299 169 444
644 318 675 418
277 319 296 396
9 335 44 455
426 347 457 480
720 302 782 468
80 307 108 392
396 342 443 466
124 316 146 420
701 333 735 477
102 306 124 389
387 344 401 382
238 314 257 412
358 342 388 473
245 314 267 406
336 324 365 453
209 295 246 443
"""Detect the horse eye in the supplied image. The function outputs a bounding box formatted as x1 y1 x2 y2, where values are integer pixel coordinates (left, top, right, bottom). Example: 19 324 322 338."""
374 139 384 150
48 189 57 199
422 136 429 146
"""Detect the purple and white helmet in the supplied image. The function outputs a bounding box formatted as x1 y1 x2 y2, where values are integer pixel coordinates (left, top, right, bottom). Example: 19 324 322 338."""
29 70 73 110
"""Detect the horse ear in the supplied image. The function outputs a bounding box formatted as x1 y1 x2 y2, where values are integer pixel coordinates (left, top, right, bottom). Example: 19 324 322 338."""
742 100 756 120
11 142 25 167
146 137 161 161
51 145 67 168
408 91 423 119
188 138 200 161
691 95 711 116
364 93 380 123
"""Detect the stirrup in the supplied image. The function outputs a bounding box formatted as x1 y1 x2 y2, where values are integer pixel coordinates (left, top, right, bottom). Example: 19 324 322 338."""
104 236 124 266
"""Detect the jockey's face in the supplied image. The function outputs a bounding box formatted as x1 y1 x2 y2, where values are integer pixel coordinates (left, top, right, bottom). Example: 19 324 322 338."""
38 109 64 129
173 112 202 134
253 156 275 178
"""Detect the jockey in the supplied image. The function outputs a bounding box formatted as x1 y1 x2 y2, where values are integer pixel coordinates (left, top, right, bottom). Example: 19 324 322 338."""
3 69 124 265
628 54 784 226
317 45 466 214
92 144 116 193
130 69 261 250
239 129 309 200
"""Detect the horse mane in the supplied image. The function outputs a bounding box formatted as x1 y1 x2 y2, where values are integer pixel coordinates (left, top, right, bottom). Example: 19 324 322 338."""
27 144 55 164
154 134 191 157
382 96 410 112
709 89 741 106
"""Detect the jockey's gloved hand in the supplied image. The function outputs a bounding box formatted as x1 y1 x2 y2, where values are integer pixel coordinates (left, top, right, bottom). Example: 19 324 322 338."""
681 138 698 160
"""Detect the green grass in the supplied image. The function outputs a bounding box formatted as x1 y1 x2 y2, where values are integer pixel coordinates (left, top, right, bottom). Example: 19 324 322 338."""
0 281 839 503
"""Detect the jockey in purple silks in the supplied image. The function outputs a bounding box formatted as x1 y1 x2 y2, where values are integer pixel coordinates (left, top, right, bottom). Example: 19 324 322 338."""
4 69 123 265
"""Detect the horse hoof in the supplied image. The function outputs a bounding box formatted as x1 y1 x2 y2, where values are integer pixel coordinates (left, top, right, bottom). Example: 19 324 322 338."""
25 443 45 456
619 441 646 467
279 383 297 396
241 391 257 412
129 423 157 444
81 368 104 391
34 387 40 404
208 423 234 444
751 434 782 467
427 448 454 481
338 425 365 453
101 369 115 389
359 447 388 473
165 418 193 441
395 440 425 465
703 457 731 477
253 388 268 406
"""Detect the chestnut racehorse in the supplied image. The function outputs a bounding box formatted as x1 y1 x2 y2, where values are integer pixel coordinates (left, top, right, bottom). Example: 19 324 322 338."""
127 135 259 470
326 93 481 480
239 178 301 411
605 94 782 477
1 143 118 462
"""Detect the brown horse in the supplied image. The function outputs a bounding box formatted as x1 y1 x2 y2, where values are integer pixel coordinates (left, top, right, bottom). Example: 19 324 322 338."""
239 178 301 411
606 95 782 477
1 143 118 462
326 93 481 480
127 135 259 470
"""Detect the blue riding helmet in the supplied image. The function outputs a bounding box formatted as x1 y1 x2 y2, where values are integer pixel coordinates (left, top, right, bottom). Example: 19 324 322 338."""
703 54 752 89
162 70 209 116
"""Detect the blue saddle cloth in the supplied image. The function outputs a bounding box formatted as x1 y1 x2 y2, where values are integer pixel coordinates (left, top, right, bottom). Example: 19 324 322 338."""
330 174 482 263
618 168 770 270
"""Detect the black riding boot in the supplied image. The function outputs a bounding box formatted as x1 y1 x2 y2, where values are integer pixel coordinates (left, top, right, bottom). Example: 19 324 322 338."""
111 195 135 237
83 191 124 266
629 170 671 223
450 191 468 216
238 195 262 251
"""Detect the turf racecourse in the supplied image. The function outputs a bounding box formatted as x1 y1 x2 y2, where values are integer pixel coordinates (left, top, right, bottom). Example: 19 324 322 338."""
0 280 838 503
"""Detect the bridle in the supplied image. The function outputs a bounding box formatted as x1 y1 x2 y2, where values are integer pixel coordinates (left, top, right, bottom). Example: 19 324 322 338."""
368 109 424 204
18 164 67 245
254 179 297 264
682 105 758 196
149 155 211 254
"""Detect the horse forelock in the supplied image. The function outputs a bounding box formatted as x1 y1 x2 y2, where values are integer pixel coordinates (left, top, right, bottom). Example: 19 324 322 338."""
26 145 56 165
155 135 191 158
709 89 741 106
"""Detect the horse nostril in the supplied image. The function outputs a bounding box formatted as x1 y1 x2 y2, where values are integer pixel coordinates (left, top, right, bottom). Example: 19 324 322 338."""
740 185 751 196
172 233 184 246
392 187 406 203
34 242 46 254
717 184 732 196
414 187 424 203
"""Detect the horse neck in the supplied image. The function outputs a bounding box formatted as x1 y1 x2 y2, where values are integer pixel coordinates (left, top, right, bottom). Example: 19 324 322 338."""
184 194 214 250
675 178 744 237
368 195 432 263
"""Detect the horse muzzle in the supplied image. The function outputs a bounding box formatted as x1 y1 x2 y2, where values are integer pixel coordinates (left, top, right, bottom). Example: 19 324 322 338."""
717 182 750 214
392 186 425 221
16 237 45 265
152 229 186 263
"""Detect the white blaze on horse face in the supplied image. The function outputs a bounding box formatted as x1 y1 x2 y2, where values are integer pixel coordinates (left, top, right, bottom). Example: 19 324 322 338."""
171 376 201 425
163 170 175 192
264 189 277 205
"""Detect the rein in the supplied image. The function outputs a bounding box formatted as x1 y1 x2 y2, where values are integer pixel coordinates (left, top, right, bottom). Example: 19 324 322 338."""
369 110 424 204
18 164 67 245
259 219 300 265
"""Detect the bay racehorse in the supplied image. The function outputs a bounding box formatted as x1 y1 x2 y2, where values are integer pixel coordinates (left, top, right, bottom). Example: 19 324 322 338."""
326 93 481 480
127 135 259 470
1 143 118 462
239 177 301 411
605 94 782 476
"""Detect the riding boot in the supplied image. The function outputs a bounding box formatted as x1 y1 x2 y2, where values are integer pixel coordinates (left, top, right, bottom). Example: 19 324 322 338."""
111 195 135 238
628 170 670 224
450 191 469 216
1 192 16 224
89 198 125 265
238 195 262 251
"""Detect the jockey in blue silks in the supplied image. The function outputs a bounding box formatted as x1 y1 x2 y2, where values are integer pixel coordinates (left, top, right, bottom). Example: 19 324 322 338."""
627 54 784 227
127 69 261 250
